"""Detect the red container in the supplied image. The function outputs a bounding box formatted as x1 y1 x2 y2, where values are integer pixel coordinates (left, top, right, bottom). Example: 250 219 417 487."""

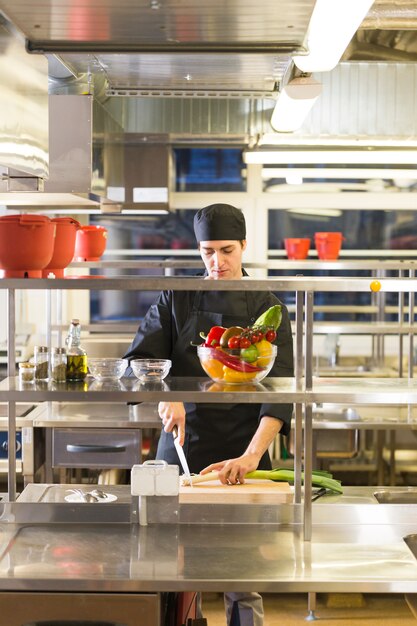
0 214 56 278
73 225 108 261
284 238 311 260
314 232 344 260
43 217 81 278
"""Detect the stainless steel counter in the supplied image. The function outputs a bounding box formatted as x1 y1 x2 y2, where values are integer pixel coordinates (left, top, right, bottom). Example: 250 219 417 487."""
1 485 417 593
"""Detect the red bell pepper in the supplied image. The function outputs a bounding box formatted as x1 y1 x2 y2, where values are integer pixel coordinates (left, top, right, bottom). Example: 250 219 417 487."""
201 325 226 347
205 347 264 372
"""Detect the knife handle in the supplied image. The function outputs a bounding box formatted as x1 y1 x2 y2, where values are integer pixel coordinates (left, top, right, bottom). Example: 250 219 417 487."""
172 425 179 439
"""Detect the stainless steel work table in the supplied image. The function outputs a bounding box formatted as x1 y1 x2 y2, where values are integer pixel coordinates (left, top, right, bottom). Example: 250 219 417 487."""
0 485 416 594
3 376 417 406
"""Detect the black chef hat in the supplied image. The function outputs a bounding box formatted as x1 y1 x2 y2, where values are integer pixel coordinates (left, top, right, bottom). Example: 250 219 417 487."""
193 203 246 242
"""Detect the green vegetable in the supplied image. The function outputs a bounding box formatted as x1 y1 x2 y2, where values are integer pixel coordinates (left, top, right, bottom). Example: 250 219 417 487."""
253 305 282 332
240 344 258 363
245 467 343 494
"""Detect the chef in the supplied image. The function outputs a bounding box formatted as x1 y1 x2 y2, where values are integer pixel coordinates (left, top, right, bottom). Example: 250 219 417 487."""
124 203 294 626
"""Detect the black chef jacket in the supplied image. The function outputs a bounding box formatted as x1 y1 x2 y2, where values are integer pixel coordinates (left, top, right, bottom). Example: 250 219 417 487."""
124 271 294 473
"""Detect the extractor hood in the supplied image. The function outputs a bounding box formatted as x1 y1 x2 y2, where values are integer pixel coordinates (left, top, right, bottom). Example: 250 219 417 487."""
0 93 174 213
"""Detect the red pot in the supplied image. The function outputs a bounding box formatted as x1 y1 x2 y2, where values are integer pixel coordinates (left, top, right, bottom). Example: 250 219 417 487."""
42 217 81 278
284 238 311 260
73 225 108 261
0 214 56 278
314 232 344 260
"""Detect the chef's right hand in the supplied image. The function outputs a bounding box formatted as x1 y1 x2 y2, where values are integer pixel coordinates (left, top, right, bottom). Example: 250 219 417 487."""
158 402 186 445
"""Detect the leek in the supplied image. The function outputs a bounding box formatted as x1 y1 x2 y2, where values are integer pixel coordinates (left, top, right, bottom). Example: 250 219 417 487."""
182 467 343 494
245 468 343 494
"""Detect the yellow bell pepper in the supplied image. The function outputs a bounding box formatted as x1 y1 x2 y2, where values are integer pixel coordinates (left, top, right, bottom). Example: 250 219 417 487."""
202 357 224 380
222 366 258 383
255 339 274 368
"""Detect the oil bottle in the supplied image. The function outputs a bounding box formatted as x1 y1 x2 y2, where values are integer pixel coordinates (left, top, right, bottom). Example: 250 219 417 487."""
65 318 88 381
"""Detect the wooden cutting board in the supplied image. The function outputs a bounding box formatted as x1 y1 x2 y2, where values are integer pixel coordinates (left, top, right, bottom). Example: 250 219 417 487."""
179 479 293 504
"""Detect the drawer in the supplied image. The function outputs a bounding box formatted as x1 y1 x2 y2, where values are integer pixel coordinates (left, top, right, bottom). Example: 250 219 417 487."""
52 428 141 468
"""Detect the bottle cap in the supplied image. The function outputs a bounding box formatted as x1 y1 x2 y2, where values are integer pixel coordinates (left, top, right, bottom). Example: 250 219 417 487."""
35 346 48 353
53 347 66 354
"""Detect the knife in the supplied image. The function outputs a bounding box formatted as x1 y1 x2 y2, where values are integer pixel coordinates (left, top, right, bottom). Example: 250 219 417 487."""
172 425 192 482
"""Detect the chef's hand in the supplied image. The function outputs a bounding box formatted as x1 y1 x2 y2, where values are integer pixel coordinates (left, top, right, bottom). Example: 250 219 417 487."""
158 402 186 445
200 453 260 485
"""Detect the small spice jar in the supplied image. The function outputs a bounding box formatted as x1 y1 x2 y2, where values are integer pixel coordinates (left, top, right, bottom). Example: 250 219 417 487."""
19 362 35 384
51 347 67 383
34 345 50 380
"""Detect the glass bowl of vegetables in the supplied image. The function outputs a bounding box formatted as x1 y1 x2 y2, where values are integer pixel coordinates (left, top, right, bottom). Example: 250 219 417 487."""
197 342 277 385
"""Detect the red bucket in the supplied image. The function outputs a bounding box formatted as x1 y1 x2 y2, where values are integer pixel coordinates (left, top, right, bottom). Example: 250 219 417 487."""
314 232 344 260
73 225 108 261
284 238 311 260
0 214 55 278
43 217 81 277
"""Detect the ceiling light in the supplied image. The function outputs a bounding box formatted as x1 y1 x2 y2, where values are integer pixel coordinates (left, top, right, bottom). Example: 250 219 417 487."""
270 77 322 133
288 208 343 218
293 0 374 72
244 150 417 165
261 168 417 180
258 136 417 148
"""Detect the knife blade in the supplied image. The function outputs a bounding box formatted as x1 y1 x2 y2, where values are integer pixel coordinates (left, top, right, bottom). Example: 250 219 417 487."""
172 425 192 481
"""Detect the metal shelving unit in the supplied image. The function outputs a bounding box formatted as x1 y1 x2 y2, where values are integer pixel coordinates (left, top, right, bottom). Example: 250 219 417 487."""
2 272 417 538
1 269 417 607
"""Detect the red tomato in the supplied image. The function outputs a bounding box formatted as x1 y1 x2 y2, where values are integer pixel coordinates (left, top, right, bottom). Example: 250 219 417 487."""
239 336 251 349
228 336 241 349
265 329 277 342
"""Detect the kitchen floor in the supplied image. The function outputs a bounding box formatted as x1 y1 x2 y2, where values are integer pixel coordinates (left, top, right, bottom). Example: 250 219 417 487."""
202 592 416 625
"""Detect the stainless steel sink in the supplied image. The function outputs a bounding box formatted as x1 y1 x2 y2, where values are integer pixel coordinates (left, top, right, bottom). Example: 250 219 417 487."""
374 489 417 504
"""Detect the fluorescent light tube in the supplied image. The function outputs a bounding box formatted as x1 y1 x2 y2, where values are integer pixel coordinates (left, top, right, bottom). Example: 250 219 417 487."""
293 0 374 72
261 168 417 180
270 77 322 133
244 150 417 165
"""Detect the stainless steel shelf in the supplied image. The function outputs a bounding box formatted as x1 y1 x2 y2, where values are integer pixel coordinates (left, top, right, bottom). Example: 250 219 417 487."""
3 376 417 407
29 401 161 429
1 275 417 292
68 259 417 271
305 322 417 335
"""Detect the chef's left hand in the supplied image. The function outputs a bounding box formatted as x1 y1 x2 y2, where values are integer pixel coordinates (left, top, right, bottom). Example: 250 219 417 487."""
200 453 260 485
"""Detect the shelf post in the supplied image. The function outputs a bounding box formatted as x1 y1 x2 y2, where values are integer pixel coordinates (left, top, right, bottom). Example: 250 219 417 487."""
294 289 304 504
304 290 314 541
7 287 17 501
398 269 404 378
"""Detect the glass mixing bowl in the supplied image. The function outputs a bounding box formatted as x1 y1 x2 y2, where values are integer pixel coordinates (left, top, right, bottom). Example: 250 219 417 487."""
88 358 128 381
131 358 172 382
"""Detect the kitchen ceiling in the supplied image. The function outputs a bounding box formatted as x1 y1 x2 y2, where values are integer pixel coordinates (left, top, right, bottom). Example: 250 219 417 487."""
0 0 316 97
1 1 417 142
